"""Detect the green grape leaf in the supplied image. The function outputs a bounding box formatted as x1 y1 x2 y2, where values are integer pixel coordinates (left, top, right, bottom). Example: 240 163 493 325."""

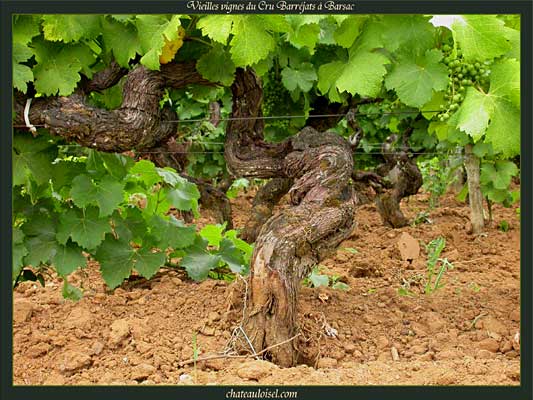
32 39 95 96
421 91 445 119
230 16 275 66
62 281 83 301
503 27 520 61
286 16 322 52
13 228 28 279
317 61 345 103
149 215 196 249
57 207 111 250
180 238 220 281
101 16 141 67
95 235 134 289
128 160 161 187
22 214 58 267
13 131 58 186
455 87 495 141
484 98 520 158
86 149 108 177
281 63 317 93
224 230 253 262
53 241 86 276
380 15 435 54
218 238 247 274
13 42 34 92
334 15 366 48
489 58 520 109
196 44 236 86
308 269 329 288
200 224 225 247
70 175 125 217
101 153 135 180
166 179 200 212
42 15 101 42
135 15 182 70
13 15 41 44
385 49 448 108
449 15 512 62
336 48 390 98
197 15 234 44
480 161 518 190
133 248 166 280
112 207 147 242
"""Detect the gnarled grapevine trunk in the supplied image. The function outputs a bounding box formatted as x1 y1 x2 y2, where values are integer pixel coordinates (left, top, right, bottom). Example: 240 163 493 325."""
225 69 357 366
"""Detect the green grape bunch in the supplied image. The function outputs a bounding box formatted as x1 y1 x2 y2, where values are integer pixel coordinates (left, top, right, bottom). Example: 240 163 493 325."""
437 44 492 122
262 68 290 132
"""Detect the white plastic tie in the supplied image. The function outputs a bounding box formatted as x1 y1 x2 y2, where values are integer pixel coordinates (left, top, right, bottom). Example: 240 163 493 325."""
23 98 37 135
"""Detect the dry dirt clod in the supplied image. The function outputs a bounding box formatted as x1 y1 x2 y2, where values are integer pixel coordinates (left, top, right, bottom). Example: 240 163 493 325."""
131 363 156 381
90 341 105 356
317 357 338 369
58 350 92 374
27 342 52 358
397 232 420 261
108 319 131 348
13 299 34 324
236 360 277 380
477 338 500 353
476 349 497 360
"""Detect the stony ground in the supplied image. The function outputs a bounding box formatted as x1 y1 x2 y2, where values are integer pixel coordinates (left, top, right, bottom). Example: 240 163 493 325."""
13 189 521 385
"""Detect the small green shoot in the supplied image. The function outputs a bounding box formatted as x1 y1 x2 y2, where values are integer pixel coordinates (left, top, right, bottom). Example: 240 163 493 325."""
497 220 510 232
304 267 350 291
424 237 454 295
341 247 359 254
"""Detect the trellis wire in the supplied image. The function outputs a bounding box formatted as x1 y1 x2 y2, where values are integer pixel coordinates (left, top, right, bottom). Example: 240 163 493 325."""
12 109 442 129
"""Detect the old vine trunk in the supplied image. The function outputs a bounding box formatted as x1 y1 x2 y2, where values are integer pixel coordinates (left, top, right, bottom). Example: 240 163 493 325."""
225 69 358 366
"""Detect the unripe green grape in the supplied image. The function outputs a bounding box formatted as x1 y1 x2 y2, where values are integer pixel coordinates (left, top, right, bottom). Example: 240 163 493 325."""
442 44 451 52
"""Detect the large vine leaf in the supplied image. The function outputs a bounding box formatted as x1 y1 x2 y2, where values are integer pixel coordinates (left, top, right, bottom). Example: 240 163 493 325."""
13 15 41 44
13 42 34 92
385 49 448 108
22 213 58 267
95 236 135 289
180 237 220 281
196 44 236 86
281 63 317 92
70 174 125 217
432 15 512 62
317 61 345 103
13 228 28 279
285 15 322 52
149 215 196 249
197 15 234 44
101 16 141 68
380 15 435 54
135 15 182 70
489 58 520 109
42 15 102 42
56 207 111 250
53 241 87 277
335 48 390 98
333 15 366 48
455 87 494 141
229 16 275 66
13 133 58 186
31 38 96 96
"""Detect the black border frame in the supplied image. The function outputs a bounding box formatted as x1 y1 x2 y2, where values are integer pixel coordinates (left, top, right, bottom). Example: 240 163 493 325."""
1 1 531 400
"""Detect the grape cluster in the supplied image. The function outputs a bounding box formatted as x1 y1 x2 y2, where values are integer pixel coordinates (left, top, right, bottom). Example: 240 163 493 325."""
262 68 290 131
437 44 492 122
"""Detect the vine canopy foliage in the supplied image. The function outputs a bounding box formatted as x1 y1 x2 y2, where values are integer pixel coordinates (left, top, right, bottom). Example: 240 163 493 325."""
12 14 520 296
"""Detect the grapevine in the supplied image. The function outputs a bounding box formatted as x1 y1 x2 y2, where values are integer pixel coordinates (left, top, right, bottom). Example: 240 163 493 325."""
437 44 492 122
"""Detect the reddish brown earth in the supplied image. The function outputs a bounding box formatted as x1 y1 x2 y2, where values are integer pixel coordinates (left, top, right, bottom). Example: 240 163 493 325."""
13 189 521 386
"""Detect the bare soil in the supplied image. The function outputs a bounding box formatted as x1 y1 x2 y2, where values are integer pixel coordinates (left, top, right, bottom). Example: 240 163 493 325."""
13 189 521 386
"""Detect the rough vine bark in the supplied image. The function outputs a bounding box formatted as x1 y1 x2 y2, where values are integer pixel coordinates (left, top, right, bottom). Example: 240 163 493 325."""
464 143 484 234
373 131 423 228
225 68 358 366
13 61 232 226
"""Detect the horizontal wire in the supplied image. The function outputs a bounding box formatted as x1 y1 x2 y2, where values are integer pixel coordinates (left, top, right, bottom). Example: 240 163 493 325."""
136 150 442 155
12 109 442 129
